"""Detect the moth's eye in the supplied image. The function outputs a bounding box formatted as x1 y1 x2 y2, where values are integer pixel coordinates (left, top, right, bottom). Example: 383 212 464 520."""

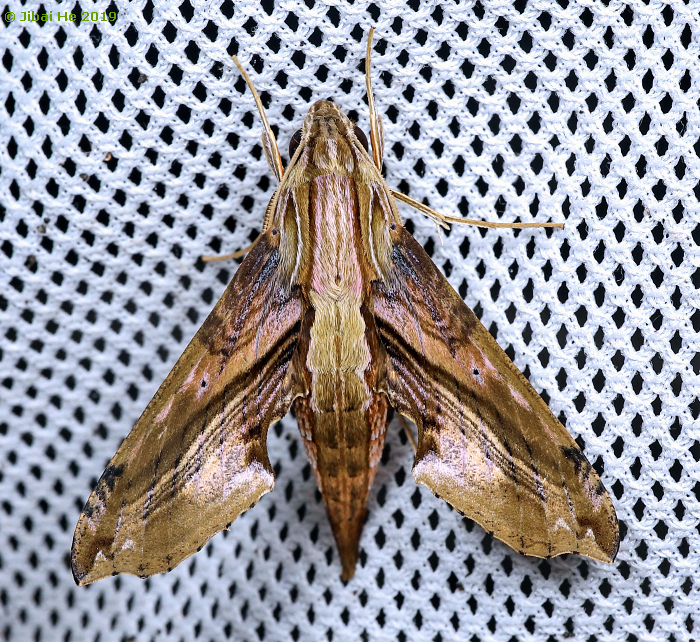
353 126 369 151
289 129 303 159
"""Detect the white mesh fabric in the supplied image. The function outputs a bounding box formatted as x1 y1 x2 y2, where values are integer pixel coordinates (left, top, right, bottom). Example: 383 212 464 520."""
0 1 698 640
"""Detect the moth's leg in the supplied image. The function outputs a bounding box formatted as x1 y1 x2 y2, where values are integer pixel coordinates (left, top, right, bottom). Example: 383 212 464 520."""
201 236 259 262
232 56 285 185
365 28 385 170
397 415 418 455
391 189 565 230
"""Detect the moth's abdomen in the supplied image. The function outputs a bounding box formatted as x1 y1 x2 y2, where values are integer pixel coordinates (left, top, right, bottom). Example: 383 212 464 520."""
298 288 388 580
295 391 388 581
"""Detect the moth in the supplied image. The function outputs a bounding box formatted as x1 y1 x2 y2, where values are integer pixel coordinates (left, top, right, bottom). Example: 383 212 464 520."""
71 30 618 585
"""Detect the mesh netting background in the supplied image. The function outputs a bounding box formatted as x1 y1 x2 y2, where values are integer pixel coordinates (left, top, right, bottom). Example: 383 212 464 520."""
1 0 699 640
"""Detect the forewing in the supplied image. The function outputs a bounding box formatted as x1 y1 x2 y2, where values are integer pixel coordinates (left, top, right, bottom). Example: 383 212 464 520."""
372 227 619 562
72 232 302 585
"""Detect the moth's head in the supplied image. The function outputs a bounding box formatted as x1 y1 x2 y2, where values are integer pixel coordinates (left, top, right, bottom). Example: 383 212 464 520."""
287 100 370 165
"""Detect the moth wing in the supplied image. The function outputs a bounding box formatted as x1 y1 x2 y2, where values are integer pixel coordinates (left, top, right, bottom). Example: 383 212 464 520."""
71 232 302 585
373 227 619 562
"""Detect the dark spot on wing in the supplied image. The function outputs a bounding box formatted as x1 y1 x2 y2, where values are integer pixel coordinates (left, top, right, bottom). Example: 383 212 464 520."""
101 464 125 491
94 464 125 502
561 446 589 475
143 449 163 519
82 501 94 519
201 379 207 388
245 421 264 441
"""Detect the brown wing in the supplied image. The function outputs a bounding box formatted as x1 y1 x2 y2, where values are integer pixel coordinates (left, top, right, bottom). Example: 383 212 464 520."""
71 231 302 585
372 227 619 562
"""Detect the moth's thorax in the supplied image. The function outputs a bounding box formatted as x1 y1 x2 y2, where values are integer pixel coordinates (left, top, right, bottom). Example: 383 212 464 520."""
273 100 394 293
306 171 371 411
307 174 363 295
270 102 376 414
302 131 370 401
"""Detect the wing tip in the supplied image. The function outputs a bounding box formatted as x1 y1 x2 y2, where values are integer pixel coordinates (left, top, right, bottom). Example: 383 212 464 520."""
413 459 621 565
70 479 276 587
70 542 100 586
593 508 620 564
575 533 619 564
71 560 88 586
71 520 92 586
583 487 620 563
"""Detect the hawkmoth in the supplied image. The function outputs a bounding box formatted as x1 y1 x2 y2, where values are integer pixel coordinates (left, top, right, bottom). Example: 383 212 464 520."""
71 30 619 585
